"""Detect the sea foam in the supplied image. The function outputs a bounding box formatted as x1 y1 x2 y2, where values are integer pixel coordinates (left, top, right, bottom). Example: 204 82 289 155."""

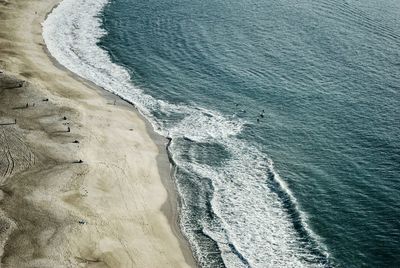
43 0 330 267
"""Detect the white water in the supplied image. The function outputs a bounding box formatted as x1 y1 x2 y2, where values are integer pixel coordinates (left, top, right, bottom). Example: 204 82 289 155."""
43 0 329 266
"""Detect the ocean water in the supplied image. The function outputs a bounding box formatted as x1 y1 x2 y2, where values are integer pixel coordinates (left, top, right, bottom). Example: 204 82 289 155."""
43 0 400 267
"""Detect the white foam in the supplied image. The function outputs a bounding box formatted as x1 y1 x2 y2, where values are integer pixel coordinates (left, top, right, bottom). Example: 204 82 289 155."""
43 0 157 117
169 108 243 141
173 138 328 267
43 1 243 140
43 1 329 267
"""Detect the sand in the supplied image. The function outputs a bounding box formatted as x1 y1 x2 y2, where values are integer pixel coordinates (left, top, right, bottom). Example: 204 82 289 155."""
0 0 196 267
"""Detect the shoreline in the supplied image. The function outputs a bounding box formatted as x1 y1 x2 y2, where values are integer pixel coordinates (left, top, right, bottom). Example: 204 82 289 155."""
0 0 196 266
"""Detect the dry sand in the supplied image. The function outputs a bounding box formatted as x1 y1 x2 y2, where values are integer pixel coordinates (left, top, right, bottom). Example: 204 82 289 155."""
0 0 196 267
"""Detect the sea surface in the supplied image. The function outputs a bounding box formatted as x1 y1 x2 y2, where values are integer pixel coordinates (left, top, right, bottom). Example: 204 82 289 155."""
43 0 400 267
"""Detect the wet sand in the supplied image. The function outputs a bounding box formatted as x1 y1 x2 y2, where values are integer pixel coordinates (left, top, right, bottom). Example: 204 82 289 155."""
0 0 195 266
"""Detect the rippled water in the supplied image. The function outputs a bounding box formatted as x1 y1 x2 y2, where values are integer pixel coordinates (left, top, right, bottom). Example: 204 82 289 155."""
43 0 400 267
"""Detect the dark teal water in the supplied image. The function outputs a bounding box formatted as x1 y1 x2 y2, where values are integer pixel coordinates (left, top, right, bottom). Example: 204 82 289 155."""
46 0 400 266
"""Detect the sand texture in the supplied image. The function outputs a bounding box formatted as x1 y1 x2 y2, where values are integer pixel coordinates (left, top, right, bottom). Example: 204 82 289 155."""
0 0 195 267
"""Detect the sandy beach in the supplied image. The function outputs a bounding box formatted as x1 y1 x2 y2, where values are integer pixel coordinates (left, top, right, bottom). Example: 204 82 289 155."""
0 0 195 267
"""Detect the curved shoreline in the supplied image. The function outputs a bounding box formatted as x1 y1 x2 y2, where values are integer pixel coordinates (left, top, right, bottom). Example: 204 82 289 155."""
38 0 333 266
0 0 196 266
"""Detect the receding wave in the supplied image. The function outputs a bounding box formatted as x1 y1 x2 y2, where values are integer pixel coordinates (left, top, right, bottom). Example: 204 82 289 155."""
42 0 331 266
